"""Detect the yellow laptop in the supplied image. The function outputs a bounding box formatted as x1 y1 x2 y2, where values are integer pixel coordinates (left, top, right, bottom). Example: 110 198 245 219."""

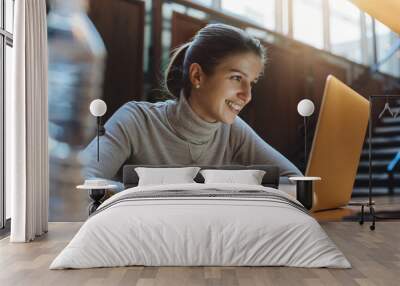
306 75 369 212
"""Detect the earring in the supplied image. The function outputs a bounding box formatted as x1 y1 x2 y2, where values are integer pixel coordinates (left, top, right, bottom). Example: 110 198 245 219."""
195 84 200 89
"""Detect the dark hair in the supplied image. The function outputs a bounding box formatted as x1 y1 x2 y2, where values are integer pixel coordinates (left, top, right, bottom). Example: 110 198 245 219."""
164 23 266 99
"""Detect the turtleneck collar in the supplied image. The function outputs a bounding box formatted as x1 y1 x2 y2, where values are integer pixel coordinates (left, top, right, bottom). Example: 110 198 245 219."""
166 93 221 145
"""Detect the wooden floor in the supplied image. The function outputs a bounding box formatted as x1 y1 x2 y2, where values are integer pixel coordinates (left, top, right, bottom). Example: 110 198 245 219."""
1 221 399 286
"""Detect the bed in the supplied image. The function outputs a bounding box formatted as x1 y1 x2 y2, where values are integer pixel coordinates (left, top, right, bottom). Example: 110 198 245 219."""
50 165 350 269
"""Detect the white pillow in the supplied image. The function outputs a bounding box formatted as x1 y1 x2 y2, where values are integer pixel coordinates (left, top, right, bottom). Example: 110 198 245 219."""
135 167 200 186
200 169 266 185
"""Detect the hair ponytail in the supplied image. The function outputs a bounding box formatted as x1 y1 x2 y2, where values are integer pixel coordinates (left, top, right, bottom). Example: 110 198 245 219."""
162 24 266 100
164 42 191 99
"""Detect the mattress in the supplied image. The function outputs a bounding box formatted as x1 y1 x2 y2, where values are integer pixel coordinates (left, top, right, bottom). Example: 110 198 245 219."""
50 183 351 269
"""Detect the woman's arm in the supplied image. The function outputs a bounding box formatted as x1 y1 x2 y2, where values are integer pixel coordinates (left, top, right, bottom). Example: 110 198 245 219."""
230 117 303 177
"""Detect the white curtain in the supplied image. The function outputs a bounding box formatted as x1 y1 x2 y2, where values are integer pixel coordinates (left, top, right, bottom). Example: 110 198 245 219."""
7 0 49 242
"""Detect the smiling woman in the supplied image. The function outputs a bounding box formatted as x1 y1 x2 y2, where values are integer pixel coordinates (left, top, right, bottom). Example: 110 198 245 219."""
83 23 302 191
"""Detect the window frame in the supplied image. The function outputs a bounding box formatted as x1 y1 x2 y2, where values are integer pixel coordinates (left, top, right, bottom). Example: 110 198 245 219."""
178 0 396 71
1 0 14 230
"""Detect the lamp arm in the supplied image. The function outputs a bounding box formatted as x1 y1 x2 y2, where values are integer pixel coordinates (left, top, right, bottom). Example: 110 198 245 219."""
98 116 106 136
304 116 307 171
97 117 100 162
96 116 106 162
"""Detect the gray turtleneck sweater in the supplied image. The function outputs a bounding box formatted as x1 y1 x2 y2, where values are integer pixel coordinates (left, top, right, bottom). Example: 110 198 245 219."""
83 95 302 189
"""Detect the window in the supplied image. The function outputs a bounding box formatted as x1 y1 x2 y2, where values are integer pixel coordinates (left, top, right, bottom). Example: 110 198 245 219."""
5 0 13 33
375 20 400 77
364 14 375 65
329 0 362 63
1 0 14 229
221 0 275 30
4 44 11 221
292 0 323 49
193 0 213 7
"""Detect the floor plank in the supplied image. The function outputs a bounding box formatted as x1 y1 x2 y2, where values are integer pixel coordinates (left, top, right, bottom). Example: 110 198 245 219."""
1 222 399 285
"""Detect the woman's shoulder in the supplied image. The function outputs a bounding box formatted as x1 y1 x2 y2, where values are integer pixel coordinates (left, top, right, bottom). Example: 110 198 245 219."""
116 99 174 120
122 99 172 110
231 116 252 132
228 116 260 142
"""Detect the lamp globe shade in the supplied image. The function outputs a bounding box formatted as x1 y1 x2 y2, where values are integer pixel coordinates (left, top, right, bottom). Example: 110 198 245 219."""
90 99 107 117
297 99 315 117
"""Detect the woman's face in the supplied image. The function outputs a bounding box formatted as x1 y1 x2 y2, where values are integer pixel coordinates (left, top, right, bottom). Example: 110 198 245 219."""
188 52 264 124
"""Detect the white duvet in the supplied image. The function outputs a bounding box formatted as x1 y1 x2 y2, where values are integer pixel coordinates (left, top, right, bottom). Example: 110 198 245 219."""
50 183 351 269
